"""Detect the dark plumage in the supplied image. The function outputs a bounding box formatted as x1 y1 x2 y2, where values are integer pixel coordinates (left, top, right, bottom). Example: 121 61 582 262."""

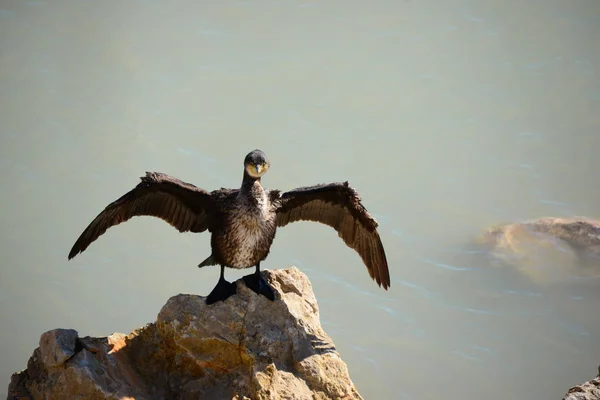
68 149 390 304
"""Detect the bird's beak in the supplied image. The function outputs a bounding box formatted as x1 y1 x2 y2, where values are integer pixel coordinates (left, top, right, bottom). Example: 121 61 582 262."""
255 164 263 175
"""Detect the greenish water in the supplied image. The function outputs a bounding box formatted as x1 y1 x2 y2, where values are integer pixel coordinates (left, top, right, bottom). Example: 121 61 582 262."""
1 1 600 398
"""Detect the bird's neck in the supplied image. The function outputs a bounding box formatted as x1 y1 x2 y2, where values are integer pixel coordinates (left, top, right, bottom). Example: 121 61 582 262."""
241 171 263 194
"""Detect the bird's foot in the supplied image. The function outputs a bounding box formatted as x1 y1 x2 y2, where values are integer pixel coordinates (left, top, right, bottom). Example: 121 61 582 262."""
242 273 276 301
206 279 237 305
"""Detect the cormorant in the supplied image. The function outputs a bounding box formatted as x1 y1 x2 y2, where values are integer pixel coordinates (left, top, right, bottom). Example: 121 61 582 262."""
68 149 390 304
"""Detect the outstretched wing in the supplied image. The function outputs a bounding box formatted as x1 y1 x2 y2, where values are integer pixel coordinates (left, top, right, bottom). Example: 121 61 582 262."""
68 172 215 259
275 182 390 289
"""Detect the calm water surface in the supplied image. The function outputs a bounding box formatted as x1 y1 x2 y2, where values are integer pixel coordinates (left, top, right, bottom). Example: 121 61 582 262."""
1 1 600 399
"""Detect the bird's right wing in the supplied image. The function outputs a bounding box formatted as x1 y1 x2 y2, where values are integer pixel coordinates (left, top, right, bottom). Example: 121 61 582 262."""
68 172 215 259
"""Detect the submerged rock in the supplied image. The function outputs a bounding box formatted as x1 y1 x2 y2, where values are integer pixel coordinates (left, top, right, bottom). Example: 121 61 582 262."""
7 267 362 400
563 366 600 400
476 217 600 285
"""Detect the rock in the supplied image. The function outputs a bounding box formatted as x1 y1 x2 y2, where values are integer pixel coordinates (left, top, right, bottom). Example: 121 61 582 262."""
7 267 363 400
38 329 79 368
480 217 600 263
476 217 600 285
563 367 600 400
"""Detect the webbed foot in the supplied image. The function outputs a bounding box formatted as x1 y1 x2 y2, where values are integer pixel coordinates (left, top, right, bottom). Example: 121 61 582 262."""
242 272 276 301
206 278 236 305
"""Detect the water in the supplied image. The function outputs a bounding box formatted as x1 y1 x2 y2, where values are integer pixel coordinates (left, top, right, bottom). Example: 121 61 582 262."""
1 1 600 398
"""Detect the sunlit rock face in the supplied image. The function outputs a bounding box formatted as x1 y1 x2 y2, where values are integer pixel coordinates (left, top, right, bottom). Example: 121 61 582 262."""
7 267 362 400
563 367 600 400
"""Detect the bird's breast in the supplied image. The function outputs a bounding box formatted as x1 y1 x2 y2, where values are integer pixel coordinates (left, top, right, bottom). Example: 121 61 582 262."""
215 199 277 269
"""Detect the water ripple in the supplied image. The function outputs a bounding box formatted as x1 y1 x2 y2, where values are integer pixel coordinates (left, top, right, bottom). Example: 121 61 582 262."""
421 258 473 271
472 345 495 355
397 279 434 299
501 289 543 297
453 350 483 363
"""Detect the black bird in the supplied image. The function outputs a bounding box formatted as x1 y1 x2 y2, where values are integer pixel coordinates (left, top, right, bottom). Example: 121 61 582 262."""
68 150 390 304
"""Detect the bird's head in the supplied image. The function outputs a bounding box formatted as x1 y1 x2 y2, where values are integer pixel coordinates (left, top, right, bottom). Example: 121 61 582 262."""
244 149 270 179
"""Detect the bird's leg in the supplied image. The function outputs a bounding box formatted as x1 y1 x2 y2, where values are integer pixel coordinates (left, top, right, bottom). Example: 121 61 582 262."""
242 262 276 301
206 265 237 305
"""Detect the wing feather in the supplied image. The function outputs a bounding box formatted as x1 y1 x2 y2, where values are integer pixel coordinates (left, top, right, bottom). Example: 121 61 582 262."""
276 182 390 289
68 172 215 259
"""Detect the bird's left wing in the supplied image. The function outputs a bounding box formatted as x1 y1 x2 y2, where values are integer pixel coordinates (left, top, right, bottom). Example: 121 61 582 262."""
275 182 390 289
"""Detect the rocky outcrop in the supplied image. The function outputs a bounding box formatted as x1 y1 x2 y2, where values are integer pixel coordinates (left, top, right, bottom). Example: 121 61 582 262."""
7 267 362 400
563 367 600 400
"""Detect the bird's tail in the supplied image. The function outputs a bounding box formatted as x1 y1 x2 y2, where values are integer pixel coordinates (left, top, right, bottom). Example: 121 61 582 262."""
198 254 217 268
